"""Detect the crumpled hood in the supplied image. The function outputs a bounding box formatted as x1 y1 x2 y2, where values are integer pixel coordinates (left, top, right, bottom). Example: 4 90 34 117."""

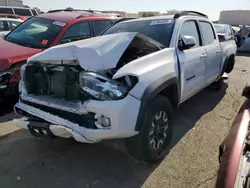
0 37 42 70
28 32 138 71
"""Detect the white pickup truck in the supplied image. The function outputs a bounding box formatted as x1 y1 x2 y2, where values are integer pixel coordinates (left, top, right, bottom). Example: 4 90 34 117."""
14 11 236 164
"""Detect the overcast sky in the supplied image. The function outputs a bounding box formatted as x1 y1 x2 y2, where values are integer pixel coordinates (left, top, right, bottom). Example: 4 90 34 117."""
23 0 249 20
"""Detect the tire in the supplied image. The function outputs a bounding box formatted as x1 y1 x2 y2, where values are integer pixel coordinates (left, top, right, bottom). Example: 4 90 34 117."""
225 56 235 73
125 95 174 164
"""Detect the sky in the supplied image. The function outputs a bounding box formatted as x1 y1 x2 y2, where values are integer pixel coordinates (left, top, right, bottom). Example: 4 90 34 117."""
23 0 250 21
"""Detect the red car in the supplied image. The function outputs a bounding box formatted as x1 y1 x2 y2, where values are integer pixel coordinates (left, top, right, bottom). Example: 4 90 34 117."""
0 13 27 21
0 11 121 101
216 86 250 188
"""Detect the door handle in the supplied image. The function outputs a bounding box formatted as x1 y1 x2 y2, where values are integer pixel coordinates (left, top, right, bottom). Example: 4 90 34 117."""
200 53 207 59
216 49 221 53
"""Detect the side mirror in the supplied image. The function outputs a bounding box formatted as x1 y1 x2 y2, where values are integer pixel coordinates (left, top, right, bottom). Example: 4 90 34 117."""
179 35 196 50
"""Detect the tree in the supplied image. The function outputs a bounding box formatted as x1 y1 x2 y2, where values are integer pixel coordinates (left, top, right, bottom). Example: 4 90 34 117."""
33 7 41 14
65 7 74 11
142 12 155 17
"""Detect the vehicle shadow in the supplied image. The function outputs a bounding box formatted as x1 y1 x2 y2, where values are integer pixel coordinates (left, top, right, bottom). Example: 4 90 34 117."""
170 84 227 148
236 52 250 57
0 95 18 118
0 84 227 188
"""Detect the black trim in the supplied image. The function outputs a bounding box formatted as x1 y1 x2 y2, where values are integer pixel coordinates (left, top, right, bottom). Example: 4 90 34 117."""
186 75 196 81
174 11 208 19
135 74 179 131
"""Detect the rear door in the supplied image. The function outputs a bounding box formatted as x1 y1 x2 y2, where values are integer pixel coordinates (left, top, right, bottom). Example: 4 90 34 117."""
59 21 92 44
177 20 207 101
199 21 221 84
91 20 113 36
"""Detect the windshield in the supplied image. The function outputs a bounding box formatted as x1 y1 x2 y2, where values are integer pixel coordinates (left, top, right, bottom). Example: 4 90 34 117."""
214 25 226 34
102 19 174 47
5 17 65 49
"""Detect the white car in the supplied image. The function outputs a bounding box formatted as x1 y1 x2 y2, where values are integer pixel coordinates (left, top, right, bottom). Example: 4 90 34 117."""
0 18 23 37
14 11 236 164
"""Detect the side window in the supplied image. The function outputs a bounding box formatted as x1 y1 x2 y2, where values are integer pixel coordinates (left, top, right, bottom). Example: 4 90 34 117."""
13 8 32 17
60 22 91 43
180 21 201 47
199 21 216 45
31 9 38 16
0 21 5 31
0 8 13 14
8 21 21 30
92 20 112 36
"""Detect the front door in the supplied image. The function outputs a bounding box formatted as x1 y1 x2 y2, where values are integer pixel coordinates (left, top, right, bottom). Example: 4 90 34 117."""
199 21 222 84
177 20 207 102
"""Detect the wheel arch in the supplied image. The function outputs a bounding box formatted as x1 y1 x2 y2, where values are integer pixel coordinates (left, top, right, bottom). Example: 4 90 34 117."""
221 54 235 75
135 74 180 131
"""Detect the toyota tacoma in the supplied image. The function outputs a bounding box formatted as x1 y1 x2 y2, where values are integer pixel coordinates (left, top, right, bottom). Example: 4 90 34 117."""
14 11 236 164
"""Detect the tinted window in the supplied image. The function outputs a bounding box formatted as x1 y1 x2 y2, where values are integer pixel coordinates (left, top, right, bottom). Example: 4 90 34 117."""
180 21 200 47
61 22 91 42
92 20 112 36
31 9 38 16
0 21 4 31
199 21 216 45
214 24 226 34
0 8 13 14
103 19 175 47
7 21 21 30
6 17 64 48
13 8 32 16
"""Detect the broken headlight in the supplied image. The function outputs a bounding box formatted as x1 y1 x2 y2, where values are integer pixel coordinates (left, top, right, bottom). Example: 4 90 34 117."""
79 72 128 100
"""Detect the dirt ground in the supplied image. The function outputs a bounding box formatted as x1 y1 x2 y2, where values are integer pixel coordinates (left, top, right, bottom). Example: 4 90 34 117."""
0 54 250 188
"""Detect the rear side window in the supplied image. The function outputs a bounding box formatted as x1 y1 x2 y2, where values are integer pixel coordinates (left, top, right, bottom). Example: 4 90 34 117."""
0 21 5 31
180 21 201 47
199 21 216 45
92 20 112 36
31 9 38 16
13 8 32 16
7 21 21 30
0 7 13 14
61 21 91 43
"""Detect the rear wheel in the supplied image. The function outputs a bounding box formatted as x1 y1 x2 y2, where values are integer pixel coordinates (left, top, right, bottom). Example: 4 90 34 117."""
225 56 235 73
125 95 174 164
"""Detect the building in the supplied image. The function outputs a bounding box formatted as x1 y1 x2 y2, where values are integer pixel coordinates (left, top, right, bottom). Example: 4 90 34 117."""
101 10 138 18
219 10 250 26
0 0 23 7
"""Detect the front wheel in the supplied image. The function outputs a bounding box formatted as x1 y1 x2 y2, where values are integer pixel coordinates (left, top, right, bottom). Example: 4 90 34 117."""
125 95 174 164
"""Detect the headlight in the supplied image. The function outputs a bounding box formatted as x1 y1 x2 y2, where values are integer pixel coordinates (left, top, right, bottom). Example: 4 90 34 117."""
79 72 128 100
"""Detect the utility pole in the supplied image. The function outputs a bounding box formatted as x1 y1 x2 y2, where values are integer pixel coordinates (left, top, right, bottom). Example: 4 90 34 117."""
5 0 9 6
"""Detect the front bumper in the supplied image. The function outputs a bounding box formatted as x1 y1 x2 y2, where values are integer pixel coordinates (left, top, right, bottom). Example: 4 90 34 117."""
14 94 141 143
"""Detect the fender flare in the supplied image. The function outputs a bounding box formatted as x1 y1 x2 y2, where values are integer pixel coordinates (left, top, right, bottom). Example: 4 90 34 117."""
135 74 179 131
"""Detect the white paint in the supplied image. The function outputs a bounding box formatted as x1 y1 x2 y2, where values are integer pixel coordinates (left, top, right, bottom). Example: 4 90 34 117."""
14 94 140 143
28 32 137 71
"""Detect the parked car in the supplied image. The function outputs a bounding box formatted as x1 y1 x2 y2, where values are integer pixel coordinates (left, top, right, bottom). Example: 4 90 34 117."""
237 32 250 52
14 11 236 164
0 18 23 37
216 86 250 188
214 24 237 43
0 13 27 21
0 6 38 18
0 11 122 102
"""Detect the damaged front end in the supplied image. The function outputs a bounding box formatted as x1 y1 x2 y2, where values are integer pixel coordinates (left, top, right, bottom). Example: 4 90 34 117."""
15 32 162 142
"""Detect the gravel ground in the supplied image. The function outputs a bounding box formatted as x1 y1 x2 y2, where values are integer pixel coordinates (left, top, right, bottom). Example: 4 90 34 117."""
0 54 250 188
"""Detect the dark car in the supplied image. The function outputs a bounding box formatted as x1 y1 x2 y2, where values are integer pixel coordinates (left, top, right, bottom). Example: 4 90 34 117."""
216 86 250 188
